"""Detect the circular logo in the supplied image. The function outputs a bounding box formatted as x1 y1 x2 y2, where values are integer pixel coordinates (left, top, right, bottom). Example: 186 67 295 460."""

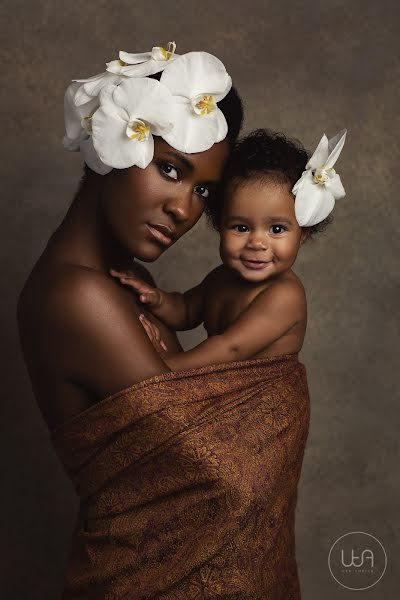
328 531 387 590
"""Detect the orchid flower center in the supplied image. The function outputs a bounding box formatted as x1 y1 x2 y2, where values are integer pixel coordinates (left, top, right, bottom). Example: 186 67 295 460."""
313 166 335 184
81 106 98 133
151 41 176 62
82 115 92 133
126 118 151 142
118 59 129 67
160 41 176 60
192 94 216 116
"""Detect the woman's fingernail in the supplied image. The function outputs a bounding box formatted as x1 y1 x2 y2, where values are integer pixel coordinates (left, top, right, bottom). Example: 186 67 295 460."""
161 341 167 351
139 314 144 320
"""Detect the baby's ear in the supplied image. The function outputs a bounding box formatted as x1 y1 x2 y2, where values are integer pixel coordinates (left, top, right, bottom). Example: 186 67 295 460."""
300 227 311 245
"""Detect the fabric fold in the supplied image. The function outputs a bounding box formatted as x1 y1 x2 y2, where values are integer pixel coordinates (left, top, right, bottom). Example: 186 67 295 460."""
51 353 310 599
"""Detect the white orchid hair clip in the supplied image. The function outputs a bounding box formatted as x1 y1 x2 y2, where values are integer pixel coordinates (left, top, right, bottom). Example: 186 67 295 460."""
62 42 232 175
292 129 347 227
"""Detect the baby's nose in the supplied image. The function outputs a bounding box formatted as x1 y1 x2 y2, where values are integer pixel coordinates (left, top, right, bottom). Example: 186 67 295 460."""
246 233 267 249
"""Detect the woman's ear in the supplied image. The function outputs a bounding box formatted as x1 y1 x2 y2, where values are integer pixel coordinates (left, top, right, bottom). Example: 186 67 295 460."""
300 227 311 245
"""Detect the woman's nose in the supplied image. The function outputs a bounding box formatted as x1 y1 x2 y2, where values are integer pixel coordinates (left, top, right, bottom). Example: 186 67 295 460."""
163 189 192 224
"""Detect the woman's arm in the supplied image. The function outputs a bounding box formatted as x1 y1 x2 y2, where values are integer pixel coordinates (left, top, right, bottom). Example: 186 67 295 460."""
47 267 171 399
159 280 306 371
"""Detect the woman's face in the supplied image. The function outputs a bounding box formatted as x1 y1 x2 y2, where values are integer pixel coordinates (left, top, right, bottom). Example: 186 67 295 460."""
100 136 230 261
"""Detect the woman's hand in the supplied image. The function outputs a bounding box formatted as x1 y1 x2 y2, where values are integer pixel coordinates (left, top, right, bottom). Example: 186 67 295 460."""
110 269 163 308
138 314 168 354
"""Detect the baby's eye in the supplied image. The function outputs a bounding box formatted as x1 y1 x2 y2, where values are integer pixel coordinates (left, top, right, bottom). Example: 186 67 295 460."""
270 224 286 234
233 224 249 233
160 163 179 180
194 185 210 199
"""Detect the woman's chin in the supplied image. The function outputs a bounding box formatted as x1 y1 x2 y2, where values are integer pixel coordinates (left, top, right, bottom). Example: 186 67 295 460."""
132 241 166 263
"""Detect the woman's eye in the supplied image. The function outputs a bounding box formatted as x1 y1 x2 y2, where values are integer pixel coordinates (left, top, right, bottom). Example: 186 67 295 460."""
233 224 249 233
194 185 210 199
160 163 179 180
270 224 286 234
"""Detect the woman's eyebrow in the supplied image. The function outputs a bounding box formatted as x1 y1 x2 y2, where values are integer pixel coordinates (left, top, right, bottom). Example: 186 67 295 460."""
162 151 194 172
161 150 219 186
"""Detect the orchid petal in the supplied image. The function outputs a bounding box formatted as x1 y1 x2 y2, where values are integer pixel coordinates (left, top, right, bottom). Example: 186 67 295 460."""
325 173 346 200
74 72 122 105
80 137 113 175
294 173 336 227
97 84 128 121
325 129 347 169
64 82 97 147
91 105 133 168
111 78 174 134
306 134 329 170
73 71 104 84
134 135 154 169
106 58 177 77
119 51 152 64
161 52 231 101
64 82 84 141
63 131 87 152
162 102 224 153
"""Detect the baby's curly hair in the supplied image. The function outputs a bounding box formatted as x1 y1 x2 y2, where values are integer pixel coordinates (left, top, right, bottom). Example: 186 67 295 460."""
204 128 333 240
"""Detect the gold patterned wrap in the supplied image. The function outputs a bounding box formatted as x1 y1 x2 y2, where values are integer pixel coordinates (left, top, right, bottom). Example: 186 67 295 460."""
50 353 310 599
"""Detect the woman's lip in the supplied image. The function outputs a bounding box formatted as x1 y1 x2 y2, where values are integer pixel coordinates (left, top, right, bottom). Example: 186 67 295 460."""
241 259 272 270
146 224 173 246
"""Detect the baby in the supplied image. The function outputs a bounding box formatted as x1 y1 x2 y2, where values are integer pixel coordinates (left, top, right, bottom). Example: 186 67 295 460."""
111 128 346 371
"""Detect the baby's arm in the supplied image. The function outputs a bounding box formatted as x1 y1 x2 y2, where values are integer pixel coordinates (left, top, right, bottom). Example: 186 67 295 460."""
162 279 306 371
109 269 208 331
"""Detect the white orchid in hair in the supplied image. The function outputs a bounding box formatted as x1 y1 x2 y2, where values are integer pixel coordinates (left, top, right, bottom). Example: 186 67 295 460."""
292 129 347 227
70 42 178 108
62 82 100 151
160 51 232 153
106 42 179 77
91 77 175 170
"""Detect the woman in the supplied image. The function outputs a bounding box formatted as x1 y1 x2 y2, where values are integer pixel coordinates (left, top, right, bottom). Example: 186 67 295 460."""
18 47 242 432
18 46 309 599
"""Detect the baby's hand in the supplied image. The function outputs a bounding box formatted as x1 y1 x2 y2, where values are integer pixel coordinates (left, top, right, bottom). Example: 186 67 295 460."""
110 269 162 308
138 314 168 353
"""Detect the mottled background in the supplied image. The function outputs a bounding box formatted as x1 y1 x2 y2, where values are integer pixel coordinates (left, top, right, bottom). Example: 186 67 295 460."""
1 0 399 597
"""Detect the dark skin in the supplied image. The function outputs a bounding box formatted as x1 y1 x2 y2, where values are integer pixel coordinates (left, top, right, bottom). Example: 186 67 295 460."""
111 179 311 371
17 137 230 431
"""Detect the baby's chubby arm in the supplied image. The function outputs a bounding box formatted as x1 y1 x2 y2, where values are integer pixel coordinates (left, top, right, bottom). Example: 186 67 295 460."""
110 269 210 331
164 279 306 371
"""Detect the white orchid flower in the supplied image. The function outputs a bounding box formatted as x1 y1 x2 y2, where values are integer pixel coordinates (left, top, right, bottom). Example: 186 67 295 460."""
159 51 232 153
106 41 179 77
80 137 113 175
62 81 99 151
292 129 347 227
71 71 123 107
91 77 175 170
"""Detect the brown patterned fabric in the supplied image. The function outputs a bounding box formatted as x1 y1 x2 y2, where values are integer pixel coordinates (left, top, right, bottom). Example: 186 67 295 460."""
50 353 310 599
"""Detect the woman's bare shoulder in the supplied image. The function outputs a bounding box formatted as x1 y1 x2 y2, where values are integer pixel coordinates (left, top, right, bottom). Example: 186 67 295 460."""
19 264 169 398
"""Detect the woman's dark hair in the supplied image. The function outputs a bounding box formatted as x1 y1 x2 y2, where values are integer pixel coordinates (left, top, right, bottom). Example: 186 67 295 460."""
80 74 244 181
204 128 333 241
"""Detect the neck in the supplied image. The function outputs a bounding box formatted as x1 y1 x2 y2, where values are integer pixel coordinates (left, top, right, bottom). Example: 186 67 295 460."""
45 171 134 273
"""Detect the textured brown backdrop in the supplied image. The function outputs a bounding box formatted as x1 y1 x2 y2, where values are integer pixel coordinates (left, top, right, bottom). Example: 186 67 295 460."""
1 1 399 597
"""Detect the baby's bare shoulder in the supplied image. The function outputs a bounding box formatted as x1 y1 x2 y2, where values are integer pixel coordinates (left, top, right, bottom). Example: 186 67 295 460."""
254 275 306 315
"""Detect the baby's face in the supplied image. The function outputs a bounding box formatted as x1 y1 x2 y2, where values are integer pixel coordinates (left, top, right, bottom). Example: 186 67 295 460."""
219 178 309 284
